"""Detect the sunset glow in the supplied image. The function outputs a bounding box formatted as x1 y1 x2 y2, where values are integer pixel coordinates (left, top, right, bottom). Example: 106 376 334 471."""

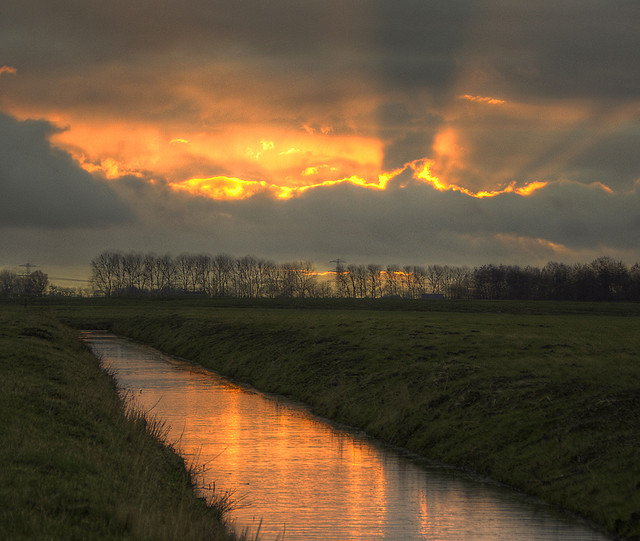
0 65 17 76
168 159 547 201
459 94 506 105
2 0 638 274
410 160 547 199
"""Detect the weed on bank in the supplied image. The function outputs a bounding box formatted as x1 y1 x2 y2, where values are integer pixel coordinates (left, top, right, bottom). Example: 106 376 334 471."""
96 300 640 540
0 308 241 540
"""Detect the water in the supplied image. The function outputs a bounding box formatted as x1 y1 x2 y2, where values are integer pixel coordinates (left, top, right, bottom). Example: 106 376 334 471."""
82 332 611 541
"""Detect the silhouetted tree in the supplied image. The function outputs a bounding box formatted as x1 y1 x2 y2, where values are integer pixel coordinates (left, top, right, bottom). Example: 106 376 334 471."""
87 250 640 302
367 264 383 298
0 270 18 297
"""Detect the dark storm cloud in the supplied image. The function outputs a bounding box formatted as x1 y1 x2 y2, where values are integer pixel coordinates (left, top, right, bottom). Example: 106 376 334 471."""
563 119 640 188
153 177 639 266
465 0 640 102
9 171 637 272
376 103 441 170
3 1 637 135
369 0 477 95
3 1 637 102
1 0 370 70
0 113 132 227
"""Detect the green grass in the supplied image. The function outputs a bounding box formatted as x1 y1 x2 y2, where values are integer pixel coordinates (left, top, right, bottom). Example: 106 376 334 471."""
0 308 244 540
3 297 640 539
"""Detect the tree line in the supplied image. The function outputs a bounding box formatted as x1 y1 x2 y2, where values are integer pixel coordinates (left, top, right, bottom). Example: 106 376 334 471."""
0 270 49 297
89 251 640 302
90 252 326 298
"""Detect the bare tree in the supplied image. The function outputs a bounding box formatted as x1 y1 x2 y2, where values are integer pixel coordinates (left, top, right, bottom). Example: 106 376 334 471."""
384 265 401 297
290 261 318 298
91 251 123 296
346 264 365 298
424 265 445 295
87 249 640 301
410 265 428 298
121 252 144 294
235 255 267 297
190 254 211 294
0 270 18 297
156 254 176 295
263 260 284 297
174 254 194 294
212 254 234 296
24 270 49 296
367 264 382 298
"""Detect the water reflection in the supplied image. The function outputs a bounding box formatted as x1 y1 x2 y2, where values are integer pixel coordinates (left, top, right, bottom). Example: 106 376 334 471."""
82 332 610 541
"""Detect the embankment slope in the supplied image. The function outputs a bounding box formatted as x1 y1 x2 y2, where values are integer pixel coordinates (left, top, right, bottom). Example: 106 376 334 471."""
111 306 639 539
0 309 237 540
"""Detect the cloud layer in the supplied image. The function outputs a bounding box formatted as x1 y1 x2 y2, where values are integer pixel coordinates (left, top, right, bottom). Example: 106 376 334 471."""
0 1 639 275
0 113 131 228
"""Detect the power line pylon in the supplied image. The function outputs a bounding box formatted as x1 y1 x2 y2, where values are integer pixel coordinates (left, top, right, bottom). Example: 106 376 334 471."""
19 263 38 276
329 258 346 272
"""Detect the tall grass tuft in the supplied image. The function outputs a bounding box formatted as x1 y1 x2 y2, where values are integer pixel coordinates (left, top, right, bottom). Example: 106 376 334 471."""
0 308 251 540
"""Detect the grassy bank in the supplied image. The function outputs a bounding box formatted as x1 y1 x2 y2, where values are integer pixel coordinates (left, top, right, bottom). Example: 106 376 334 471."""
8 297 640 538
0 308 240 540
79 300 639 540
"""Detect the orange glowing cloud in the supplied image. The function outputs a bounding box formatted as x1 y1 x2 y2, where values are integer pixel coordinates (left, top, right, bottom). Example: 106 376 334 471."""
409 159 547 198
429 127 466 184
170 159 546 201
21 105 548 204
459 94 505 105
170 176 269 200
433 128 463 164
493 233 570 255
170 170 404 201
49 115 385 193
75 154 145 180
0 65 17 76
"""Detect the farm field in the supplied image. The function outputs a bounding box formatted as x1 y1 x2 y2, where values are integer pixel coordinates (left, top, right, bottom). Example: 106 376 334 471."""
3 297 640 539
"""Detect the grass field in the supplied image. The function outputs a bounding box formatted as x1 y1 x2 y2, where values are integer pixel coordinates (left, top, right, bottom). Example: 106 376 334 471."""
0 307 247 540
3 297 640 539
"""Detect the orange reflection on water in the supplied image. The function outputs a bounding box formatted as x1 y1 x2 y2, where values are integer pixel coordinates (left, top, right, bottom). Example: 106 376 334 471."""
117 359 399 539
85 334 611 541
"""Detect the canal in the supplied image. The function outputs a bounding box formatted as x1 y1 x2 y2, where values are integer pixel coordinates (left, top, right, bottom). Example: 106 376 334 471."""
82 331 611 540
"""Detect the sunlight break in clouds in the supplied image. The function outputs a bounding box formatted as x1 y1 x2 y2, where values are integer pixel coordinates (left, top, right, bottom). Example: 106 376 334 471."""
459 94 506 105
0 65 17 76
169 171 400 200
169 159 547 201
409 160 547 198
1 0 638 274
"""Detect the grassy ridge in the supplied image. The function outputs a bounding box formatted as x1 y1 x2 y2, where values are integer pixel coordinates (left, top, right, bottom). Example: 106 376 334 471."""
91 302 640 540
0 308 237 540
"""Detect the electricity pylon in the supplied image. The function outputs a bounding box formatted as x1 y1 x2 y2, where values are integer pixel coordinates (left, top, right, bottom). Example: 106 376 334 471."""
329 258 346 272
19 263 38 276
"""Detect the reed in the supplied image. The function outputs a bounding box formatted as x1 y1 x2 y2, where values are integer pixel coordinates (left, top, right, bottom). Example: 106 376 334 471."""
92 300 639 540
0 309 247 540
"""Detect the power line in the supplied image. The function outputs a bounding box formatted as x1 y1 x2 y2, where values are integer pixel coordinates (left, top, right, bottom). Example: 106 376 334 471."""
49 276 91 283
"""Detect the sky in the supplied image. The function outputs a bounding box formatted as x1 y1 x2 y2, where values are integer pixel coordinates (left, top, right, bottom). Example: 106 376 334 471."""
1 0 639 284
